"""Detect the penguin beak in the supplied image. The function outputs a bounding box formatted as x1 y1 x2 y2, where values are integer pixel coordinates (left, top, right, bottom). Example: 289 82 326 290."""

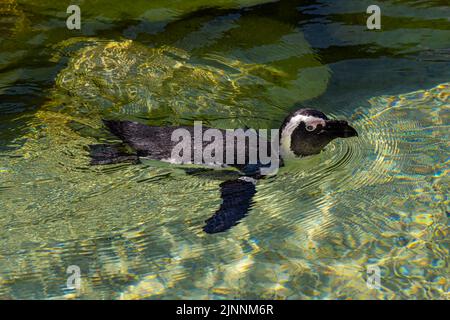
324 120 358 138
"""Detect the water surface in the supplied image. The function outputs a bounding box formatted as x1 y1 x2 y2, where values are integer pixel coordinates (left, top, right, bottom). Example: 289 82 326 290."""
0 0 449 299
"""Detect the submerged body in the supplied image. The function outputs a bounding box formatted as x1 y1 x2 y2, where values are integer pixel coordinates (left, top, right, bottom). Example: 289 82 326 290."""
90 108 358 233
93 120 276 176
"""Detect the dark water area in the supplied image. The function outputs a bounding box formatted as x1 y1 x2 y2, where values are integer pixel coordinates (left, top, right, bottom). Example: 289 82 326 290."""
2 0 449 119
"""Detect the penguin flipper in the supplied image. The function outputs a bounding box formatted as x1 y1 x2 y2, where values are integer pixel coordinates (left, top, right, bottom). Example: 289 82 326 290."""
203 177 257 234
89 144 140 165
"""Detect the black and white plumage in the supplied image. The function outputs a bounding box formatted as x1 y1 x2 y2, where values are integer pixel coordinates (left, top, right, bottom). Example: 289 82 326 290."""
89 108 358 234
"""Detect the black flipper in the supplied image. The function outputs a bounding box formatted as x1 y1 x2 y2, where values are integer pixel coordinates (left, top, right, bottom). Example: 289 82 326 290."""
203 177 257 234
89 144 140 165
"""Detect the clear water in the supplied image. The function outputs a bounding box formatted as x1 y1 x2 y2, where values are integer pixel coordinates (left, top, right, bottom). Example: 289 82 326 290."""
0 0 449 299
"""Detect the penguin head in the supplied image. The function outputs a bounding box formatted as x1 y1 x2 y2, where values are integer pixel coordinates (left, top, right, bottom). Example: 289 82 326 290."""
280 108 358 158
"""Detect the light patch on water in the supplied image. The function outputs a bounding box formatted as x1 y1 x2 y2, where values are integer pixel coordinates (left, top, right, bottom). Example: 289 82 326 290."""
49 38 328 129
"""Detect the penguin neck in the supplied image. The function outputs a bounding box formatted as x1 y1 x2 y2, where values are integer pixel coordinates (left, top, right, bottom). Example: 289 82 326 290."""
279 114 310 159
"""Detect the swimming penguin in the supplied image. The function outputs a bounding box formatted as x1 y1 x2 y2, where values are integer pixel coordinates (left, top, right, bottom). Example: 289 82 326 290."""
89 108 358 234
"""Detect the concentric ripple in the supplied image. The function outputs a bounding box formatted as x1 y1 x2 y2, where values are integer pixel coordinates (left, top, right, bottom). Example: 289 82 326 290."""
264 84 448 241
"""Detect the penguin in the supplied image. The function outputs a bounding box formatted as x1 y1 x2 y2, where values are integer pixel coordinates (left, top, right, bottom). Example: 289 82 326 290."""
89 108 358 234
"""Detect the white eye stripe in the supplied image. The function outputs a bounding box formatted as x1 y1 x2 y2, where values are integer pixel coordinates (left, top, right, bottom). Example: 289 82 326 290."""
303 118 326 132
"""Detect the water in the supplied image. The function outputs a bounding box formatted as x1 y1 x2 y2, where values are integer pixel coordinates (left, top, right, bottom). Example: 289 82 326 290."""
0 0 449 299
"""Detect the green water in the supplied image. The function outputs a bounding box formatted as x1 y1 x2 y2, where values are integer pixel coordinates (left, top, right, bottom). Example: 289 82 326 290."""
0 0 449 299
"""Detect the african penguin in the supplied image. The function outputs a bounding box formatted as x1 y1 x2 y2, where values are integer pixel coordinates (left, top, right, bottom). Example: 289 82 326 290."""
89 108 358 234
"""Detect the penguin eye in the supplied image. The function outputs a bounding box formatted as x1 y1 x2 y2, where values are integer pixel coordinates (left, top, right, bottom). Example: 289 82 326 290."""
305 125 315 132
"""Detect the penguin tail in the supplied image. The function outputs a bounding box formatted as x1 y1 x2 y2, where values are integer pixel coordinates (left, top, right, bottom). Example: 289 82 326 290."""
102 119 128 140
88 143 140 165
